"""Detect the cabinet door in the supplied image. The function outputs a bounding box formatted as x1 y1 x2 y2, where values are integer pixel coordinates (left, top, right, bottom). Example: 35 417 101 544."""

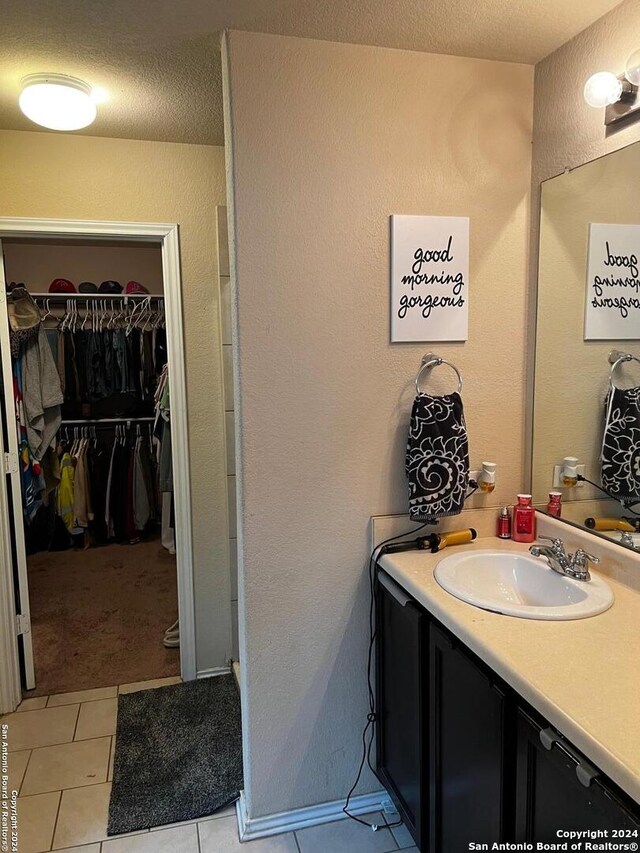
376 571 426 848
515 709 640 841
429 623 511 852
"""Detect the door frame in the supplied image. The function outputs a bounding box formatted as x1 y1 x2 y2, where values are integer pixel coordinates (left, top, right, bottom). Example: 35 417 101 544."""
0 216 197 711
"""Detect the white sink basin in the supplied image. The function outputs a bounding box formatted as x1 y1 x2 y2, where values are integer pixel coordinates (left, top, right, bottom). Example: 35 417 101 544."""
434 549 614 620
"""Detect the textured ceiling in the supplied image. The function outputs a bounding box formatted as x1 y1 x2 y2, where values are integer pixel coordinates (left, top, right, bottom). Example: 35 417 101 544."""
0 0 624 146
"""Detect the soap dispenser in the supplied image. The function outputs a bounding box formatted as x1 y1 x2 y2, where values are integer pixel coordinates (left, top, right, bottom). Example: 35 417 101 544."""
512 494 536 543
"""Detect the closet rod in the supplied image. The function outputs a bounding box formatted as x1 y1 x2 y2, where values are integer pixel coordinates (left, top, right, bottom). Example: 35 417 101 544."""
61 417 155 425
31 293 163 300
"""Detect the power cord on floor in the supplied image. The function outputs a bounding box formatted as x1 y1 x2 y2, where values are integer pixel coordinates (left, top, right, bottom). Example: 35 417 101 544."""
342 521 430 832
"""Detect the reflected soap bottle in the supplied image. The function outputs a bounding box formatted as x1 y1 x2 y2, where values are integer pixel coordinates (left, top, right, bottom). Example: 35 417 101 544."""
512 494 536 543
546 491 562 518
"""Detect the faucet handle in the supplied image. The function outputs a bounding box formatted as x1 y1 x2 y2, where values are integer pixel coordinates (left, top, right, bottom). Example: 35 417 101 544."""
538 535 567 554
572 548 600 567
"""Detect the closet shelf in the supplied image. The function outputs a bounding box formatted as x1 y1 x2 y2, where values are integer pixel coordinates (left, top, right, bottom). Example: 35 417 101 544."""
61 417 155 424
31 292 163 299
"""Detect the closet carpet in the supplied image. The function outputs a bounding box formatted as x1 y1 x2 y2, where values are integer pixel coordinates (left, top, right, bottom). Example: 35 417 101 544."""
24 540 180 697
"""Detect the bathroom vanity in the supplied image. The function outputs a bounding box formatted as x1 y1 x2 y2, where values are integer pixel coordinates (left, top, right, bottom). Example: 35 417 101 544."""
375 535 640 852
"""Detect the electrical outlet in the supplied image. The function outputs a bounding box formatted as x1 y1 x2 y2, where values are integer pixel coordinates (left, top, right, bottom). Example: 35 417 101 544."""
552 464 585 489
469 469 482 487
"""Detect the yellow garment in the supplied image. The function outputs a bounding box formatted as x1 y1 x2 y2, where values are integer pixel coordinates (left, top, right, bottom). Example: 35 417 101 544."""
57 452 75 533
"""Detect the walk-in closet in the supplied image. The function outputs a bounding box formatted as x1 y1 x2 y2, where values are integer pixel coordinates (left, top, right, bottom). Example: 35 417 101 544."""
1 237 181 697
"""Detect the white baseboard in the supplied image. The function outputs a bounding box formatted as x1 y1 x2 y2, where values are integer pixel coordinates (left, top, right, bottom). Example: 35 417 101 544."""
196 665 232 679
235 789 389 841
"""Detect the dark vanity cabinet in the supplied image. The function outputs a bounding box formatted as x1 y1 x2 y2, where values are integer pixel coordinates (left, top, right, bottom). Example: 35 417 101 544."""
376 568 640 853
376 571 427 848
428 623 511 850
515 709 640 841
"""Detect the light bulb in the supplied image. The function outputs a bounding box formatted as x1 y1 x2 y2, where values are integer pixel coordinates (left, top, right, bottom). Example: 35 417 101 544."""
583 72 623 108
625 50 640 86
19 74 97 131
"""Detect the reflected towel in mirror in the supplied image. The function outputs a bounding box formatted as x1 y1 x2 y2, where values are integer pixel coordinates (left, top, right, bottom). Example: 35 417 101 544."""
602 386 640 501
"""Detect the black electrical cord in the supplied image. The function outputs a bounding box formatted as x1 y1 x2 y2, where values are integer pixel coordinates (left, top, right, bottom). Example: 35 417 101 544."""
343 477 479 832
577 474 640 518
465 478 479 500
342 521 430 832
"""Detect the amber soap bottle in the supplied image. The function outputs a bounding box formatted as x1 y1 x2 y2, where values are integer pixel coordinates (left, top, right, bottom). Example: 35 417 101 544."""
512 494 536 543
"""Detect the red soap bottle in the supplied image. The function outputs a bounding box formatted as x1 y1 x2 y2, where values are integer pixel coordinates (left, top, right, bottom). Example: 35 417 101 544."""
512 494 536 543
546 491 562 518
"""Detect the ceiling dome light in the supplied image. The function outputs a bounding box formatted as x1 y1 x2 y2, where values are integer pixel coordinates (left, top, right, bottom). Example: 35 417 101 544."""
583 71 623 108
19 74 97 131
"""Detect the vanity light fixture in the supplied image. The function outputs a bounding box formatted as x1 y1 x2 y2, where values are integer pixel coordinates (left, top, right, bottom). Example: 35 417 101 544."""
19 74 99 131
583 57 640 126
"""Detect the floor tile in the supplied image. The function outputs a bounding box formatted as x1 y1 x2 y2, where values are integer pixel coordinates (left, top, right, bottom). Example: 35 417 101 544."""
21 736 110 795
118 676 181 694
17 696 48 712
6 749 30 795
75 698 118 740
0 704 79 751
103 823 199 852
152 803 237 833
52 846 101 853
48 686 118 707
52 783 148 849
52 782 111 848
295 812 398 853
15 791 60 853
390 820 415 849
198 815 298 852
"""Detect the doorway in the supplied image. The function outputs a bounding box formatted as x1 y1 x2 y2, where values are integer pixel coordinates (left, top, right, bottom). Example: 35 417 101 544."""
0 217 197 712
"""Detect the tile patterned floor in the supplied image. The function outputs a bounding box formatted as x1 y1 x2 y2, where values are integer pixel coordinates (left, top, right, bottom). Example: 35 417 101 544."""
2 678 416 852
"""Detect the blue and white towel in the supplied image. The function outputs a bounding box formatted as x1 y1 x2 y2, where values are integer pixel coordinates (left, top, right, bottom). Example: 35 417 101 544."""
406 392 469 523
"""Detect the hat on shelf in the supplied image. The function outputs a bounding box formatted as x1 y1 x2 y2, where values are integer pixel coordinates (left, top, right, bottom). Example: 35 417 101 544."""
125 280 149 294
49 278 76 293
99 280 123 294
78 281 98 293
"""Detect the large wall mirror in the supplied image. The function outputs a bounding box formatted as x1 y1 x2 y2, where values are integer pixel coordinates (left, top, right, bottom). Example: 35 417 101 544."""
533 140 640 552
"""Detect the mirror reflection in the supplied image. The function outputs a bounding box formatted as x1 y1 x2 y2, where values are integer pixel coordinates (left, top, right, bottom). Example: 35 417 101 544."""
533 141 640 552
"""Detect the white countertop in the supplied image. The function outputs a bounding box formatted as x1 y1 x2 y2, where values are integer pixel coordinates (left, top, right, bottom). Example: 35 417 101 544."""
379 534 640 804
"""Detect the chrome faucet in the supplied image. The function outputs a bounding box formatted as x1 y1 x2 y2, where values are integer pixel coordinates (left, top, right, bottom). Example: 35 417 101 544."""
529 536 600 582
620 532 640 551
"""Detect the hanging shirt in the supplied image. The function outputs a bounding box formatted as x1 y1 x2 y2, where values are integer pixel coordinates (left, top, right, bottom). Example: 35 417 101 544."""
57 451 75 533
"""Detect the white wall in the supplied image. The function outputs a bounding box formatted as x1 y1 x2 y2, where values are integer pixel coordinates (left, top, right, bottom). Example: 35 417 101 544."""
530 0 640 508
2 240 164 294
0 130 231 674
223 29 534 818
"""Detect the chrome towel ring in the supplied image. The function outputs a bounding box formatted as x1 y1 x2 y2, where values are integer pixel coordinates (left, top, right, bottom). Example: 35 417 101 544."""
608 350 640 389
415 352 463 395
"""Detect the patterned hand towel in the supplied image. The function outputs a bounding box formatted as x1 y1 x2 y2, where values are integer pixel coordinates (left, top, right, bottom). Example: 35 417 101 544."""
406 392 469 523
602 386 640 501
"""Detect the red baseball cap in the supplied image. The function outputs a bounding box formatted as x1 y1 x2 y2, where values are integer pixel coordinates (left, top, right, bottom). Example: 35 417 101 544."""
125 280 149 294
49 278 76 293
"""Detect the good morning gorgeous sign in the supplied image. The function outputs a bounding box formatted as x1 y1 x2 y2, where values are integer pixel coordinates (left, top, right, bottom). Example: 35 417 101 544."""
390 215 469 342
585 223 640 340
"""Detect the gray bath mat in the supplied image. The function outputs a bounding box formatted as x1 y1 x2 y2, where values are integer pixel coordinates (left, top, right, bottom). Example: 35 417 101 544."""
107 675 243 835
